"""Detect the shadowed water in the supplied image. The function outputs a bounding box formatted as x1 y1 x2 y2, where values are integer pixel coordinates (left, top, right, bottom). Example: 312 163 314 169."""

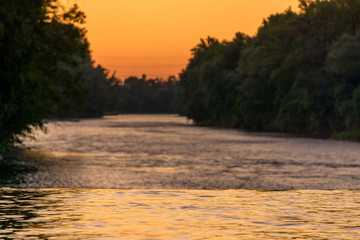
3 114 360 189
1 114 360 239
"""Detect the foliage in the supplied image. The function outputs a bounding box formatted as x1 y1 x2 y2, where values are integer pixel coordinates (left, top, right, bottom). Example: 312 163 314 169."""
332 130 360 141
51 53 117 119
0 0 89 153
179 0 360 138
106 75 178 114
179 34 249 126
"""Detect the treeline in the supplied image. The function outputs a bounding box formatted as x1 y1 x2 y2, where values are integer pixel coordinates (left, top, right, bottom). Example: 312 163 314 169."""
106 75 177 114
3 0 360 154
179 0 360 138
53 67 178 117
59 72 179 117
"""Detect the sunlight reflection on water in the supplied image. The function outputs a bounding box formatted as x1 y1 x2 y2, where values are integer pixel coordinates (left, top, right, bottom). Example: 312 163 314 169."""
11 114 360 190
2 115 360 239
1 188 360 239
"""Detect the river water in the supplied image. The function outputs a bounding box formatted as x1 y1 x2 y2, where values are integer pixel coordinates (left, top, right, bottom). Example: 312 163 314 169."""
1 114 360 239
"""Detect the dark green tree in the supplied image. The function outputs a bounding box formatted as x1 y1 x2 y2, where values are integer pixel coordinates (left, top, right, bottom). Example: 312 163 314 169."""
179 0 360 138
326 28 360 130
0 0 89 153
105 75 177 114
179 34 249 126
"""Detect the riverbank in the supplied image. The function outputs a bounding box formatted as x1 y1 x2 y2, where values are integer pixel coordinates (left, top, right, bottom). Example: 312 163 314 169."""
331 130 360 142
192 119 360 143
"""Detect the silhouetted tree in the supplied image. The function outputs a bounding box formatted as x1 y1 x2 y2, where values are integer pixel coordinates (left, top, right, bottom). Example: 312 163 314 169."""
106 75 177 114
179 0 360 138
0 0 89 153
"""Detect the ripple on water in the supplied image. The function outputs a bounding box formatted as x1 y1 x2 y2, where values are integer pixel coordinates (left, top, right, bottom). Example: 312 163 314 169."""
9 114 359 190
1 115 360 238
0 188 360 239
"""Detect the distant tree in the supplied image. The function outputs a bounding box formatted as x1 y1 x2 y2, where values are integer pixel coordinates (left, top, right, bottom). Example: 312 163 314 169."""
106 75 177 114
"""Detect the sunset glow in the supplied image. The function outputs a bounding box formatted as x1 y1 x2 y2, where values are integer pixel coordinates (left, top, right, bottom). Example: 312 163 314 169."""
65 0 299 79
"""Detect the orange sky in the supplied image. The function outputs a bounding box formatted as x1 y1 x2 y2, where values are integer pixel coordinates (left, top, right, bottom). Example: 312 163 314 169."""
64 0 299 79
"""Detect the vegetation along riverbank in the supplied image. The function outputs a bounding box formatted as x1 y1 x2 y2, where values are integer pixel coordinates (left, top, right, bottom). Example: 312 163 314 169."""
1 0 360 155
178 0 360 140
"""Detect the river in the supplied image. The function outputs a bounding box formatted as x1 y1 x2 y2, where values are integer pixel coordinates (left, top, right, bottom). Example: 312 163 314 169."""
1 114 360 239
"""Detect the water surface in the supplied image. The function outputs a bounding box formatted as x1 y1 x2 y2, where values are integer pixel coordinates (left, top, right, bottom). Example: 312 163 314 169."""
3 114 360 189
1 188 360 239
1 114 360 239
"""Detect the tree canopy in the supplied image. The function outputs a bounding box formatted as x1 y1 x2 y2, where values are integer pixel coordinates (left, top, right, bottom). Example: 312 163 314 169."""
0 0 90 153
179 0 360 138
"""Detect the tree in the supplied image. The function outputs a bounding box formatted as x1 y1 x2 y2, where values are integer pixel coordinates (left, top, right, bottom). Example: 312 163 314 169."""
326 28 360 130
179 0 360 137
179 34 249 126
0 0 89 153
